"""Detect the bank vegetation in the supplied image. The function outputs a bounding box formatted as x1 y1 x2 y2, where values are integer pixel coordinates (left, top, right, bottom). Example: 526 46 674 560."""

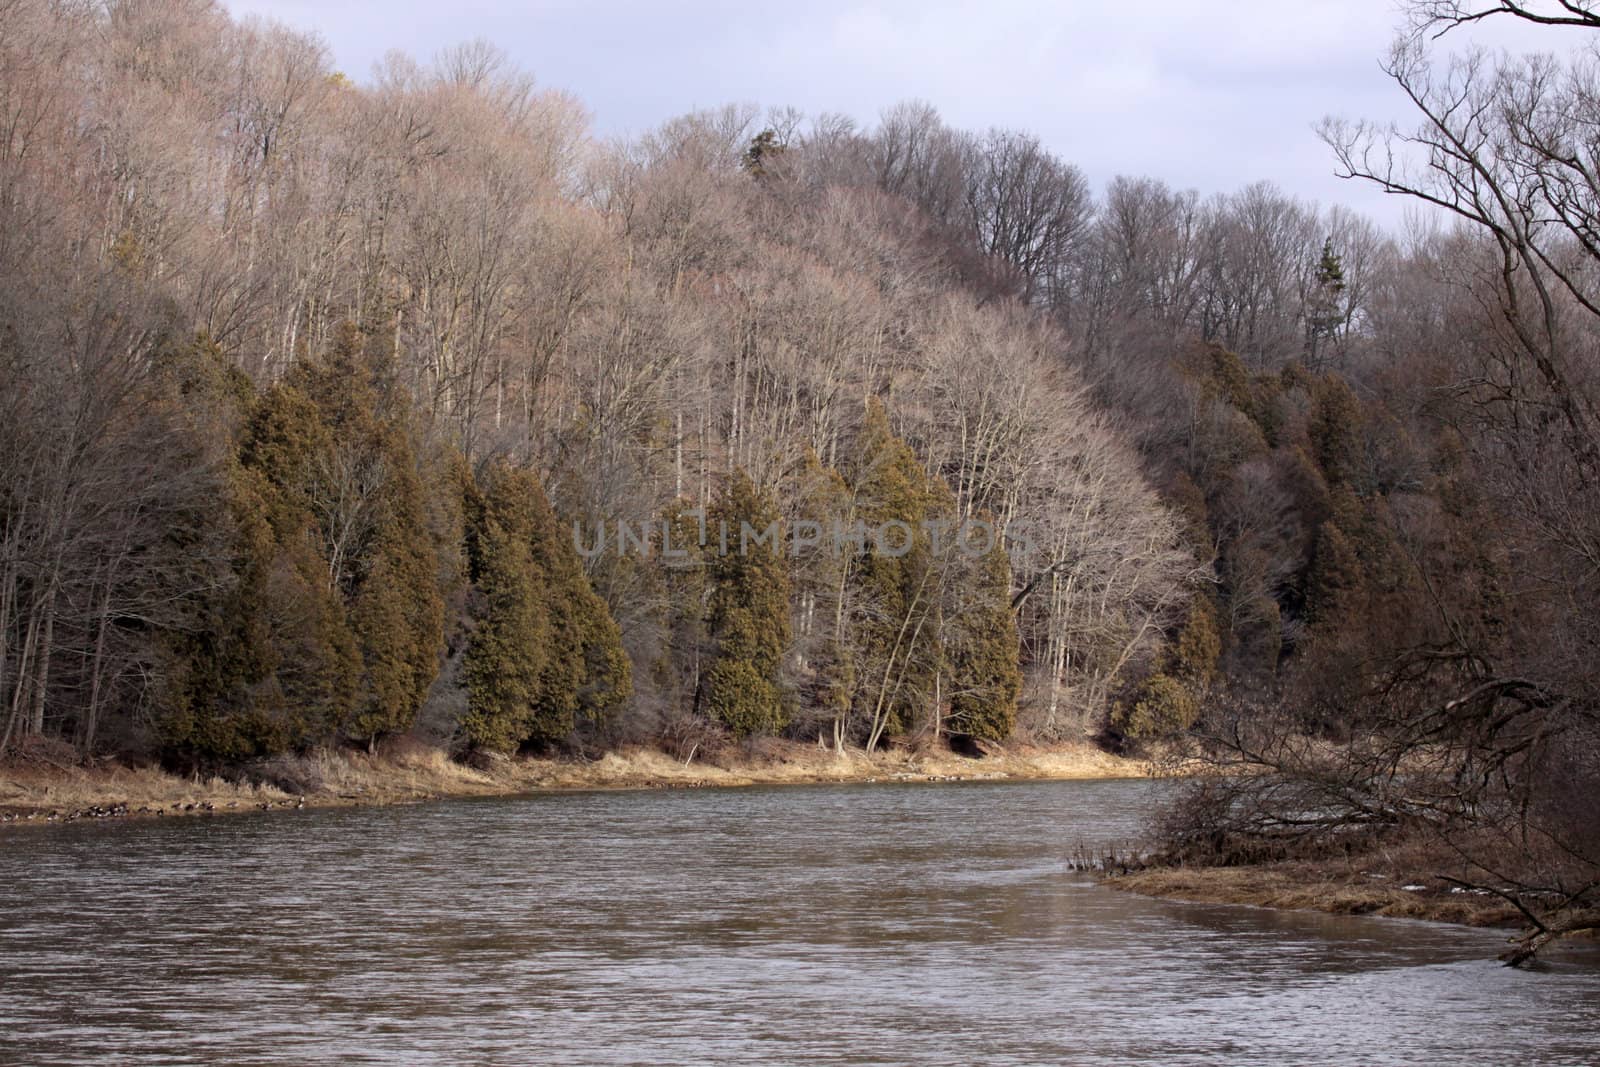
0 0 1595 965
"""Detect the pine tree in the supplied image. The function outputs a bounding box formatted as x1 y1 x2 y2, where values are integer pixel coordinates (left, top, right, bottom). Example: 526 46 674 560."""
260 324 446 748
945 524 1021 742
1305 238 1347 370
846 401 948 747
157 341 362 763
462 474 550 752
1306 520 1364 627
741 129 785 179
525 470 632 746
702 470 791 737
463 462 632 752
1309 374 1363 487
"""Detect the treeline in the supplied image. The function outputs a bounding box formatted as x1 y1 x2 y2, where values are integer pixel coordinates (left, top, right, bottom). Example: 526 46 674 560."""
0 0 1192 765
1160 1 1597 959
4 0 1595 887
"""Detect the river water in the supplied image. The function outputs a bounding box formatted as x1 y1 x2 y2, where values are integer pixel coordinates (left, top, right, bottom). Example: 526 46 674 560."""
2 778 1597 1065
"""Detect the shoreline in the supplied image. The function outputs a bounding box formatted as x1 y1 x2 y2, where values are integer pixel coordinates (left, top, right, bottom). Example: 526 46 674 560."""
1104 860 1528 931
0 738 1161 827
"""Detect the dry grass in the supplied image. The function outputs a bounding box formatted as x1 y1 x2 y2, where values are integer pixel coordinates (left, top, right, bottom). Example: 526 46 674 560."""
1107 846 1527 928
0 736 1157 825
0 763 293 819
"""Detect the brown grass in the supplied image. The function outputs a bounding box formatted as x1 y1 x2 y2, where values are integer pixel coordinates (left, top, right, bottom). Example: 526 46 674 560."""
1107 843 1527 928
0 762 294 818
0 736 1159 826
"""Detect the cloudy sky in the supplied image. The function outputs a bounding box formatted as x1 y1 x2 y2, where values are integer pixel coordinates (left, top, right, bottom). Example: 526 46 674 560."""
225 0 1557 227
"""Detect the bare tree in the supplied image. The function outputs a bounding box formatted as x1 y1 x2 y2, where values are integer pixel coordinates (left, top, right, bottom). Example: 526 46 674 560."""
1407 0 1600 36
962 128 1093 305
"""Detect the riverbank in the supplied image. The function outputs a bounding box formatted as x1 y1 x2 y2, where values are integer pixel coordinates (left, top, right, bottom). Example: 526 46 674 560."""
0 737 1160 825
1105 850 1527 930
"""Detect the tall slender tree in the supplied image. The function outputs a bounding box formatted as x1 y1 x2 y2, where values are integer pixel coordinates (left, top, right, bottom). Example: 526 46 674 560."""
702 470 791 737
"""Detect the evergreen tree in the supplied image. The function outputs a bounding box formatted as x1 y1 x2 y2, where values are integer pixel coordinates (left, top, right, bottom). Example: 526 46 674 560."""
462 471 550 753
1109 592 1219 742
741 129 785 179
1308 374 1363 487
654 500 710 716
1306 520 1364 627
318 330 446 746
463 462 632 752
1305 238 1347 370
846 401 948 747
1170 594 1222 688
1206 344 1258 423
525 470 632 746
945 524 1021 742
702 470 791 737
158 340 361 762
1113 674 1200 740
256 324 446 748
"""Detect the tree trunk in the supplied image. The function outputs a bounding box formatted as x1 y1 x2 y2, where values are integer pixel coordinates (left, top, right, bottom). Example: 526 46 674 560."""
83 576 114 755
31 585 56 736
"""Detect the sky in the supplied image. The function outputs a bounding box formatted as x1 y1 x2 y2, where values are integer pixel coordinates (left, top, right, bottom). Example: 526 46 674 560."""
224 0 1561 228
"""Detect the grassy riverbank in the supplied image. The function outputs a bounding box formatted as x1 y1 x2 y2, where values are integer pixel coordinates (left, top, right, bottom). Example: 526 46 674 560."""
1105 845 1530 930
0 737 1157 825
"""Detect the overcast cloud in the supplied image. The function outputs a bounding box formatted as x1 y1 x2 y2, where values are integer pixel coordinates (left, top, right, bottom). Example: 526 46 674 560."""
225 0 1559 228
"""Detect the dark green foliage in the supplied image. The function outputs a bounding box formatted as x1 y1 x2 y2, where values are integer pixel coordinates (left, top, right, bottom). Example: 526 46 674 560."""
1315 238 1346 292
742 129 785 178
1279 446 1334 535
653 500 711 713
1305 238 1347 367
260 324 446 747
1309 375 1362 487
845 401 949 743
526 470 633 746
314 330 446 746
1233 595 1284 676
702 470 791 737
158 441 363 758
1306 521 1364 627
1112 593 1215 741
945 529 1021 742
160 338 629 761
156 328 448 761
1171 594 1222 688
462 476 550 753
463 462 632 752
1165 472 1213 561
1208 344 1258 421
1113 673 1200 739
1182 347 1271 485
157 343 361 762
1249 368 1289 448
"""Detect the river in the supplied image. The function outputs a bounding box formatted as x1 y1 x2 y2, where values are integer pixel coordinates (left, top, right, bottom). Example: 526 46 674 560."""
2 778 1597 1065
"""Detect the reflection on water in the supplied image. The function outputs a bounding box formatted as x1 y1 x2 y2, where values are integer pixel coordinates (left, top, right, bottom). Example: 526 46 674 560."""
2 779 1597 1065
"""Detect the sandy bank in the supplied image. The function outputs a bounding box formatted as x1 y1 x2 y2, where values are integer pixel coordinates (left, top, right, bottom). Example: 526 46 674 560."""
0 738 1158 826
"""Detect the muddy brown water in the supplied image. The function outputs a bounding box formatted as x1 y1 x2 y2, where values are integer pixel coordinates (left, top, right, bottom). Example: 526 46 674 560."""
2 778 1598 1065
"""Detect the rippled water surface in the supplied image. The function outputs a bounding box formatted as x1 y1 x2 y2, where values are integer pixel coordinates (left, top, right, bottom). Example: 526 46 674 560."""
4 778 1599 1065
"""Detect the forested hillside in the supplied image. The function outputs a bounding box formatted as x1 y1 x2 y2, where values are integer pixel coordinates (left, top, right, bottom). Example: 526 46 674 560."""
2 0 1595 916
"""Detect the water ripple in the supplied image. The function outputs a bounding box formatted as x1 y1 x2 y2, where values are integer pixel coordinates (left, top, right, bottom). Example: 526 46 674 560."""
2 779 1597 1065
